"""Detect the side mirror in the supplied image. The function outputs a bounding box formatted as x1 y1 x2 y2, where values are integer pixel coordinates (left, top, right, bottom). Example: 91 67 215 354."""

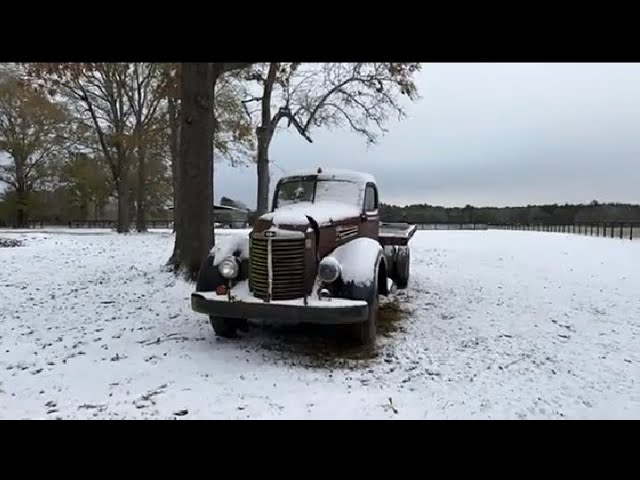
360 213 368 222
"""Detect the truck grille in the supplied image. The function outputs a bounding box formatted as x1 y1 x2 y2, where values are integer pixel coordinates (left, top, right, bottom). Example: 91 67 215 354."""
249 237 306 301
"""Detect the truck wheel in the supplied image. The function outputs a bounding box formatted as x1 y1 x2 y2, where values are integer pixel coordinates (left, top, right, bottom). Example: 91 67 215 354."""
209 316 239 338
351 268 379 347
394 247 410 289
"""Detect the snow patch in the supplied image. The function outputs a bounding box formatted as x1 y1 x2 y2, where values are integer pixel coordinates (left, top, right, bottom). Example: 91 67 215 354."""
287 168 376 185
315 180 364 208
261 201 361 227
209 232 250 266
2 229 640 419
330 238 383 286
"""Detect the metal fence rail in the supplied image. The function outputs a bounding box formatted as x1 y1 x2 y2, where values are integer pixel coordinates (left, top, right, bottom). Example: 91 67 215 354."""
491 222 638 240
16 220 638 241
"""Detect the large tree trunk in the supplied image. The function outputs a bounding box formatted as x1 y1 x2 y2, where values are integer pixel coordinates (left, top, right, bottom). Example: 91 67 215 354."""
256 128 271 215
170 62 214 279
135 142 147 232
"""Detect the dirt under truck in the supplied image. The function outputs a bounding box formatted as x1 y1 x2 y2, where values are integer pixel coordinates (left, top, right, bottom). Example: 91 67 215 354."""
191 168 416 346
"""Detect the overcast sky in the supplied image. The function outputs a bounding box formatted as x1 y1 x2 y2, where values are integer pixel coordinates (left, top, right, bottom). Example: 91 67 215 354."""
215 63 640 208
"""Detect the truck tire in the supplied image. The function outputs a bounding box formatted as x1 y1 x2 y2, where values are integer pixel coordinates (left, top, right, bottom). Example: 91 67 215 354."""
209 316 239 338
394 246 410 289
351 265 379 347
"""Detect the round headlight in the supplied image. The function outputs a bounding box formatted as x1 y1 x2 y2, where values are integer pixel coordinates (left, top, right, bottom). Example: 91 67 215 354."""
218 257 239 279
318 256 341 283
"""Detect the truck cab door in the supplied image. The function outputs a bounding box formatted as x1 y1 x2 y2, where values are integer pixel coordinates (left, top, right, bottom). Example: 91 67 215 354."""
360 182 380 239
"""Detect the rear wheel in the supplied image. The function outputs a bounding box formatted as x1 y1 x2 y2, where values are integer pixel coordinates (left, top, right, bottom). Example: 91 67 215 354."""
394 247 410 289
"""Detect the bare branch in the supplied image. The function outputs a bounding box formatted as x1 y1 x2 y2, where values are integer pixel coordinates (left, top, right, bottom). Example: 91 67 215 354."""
241 96 263 104
272 107 313 143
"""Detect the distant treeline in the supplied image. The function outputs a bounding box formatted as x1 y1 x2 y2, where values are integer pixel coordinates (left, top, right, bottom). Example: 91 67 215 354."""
379 201 640 225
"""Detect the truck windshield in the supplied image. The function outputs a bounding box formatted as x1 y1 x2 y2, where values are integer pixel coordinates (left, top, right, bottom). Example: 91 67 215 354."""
276 178 362 208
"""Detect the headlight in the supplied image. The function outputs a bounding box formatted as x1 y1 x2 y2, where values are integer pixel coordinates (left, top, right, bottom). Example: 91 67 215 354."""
218 256 239 279
318 256 341 283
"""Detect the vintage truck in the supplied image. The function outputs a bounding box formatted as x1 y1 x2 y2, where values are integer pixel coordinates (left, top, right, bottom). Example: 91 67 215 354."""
191 168 416 346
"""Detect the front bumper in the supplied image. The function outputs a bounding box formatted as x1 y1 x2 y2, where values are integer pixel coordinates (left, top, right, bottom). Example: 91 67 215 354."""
191 291 369 325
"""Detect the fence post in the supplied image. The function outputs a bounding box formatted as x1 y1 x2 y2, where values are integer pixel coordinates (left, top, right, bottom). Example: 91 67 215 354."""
631 224 634 241
620 224 624 240
610 224 614 238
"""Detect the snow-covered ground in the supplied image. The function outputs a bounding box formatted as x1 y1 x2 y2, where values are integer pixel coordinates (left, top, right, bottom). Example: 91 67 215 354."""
1 228 639 419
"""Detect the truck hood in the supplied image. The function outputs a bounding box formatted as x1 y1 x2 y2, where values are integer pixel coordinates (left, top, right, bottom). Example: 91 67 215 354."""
259 201 361 227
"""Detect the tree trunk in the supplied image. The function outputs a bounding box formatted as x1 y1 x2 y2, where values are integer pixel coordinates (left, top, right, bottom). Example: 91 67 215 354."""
255 63 279 216
256 129 271 215
209 119 215 247
170 62 214 279
135 142 147 232
15 188 28 228
116 176 130 233
168 92 182 259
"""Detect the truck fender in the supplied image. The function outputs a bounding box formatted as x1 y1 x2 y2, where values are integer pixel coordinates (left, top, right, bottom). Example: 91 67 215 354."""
196 254 226 292
329 238 389 300
344 253 388 300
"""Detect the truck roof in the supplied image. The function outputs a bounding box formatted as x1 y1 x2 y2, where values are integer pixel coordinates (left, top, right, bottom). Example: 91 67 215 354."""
285 168 376 186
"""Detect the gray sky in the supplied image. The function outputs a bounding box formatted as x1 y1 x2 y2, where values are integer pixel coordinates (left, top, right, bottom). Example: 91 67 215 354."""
215 63 640 208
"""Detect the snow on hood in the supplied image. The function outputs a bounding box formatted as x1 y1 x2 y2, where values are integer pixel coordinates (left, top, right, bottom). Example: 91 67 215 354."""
260 201 361 227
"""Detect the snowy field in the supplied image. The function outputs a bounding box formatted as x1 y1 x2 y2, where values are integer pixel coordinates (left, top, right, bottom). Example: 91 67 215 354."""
1 228 639 419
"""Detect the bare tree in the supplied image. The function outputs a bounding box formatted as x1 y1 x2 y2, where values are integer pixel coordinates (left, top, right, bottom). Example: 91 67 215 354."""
123 63 165 232
29 63 136 232
243 62 421 215
0 73 69 227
